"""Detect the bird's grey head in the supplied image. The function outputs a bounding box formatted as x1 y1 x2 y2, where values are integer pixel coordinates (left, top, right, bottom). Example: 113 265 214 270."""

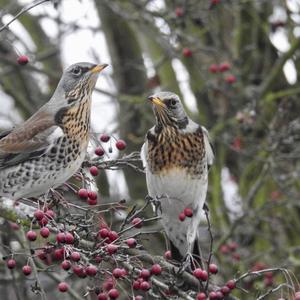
148 91 188 129
50 62 108 107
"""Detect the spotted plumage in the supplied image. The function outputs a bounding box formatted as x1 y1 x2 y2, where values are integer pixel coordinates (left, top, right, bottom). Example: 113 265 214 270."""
0 62 108 200
141 91 214 262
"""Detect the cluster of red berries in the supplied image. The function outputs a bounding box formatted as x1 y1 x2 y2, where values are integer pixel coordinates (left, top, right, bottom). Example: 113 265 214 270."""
78 188 98 205
5 257 32 276
208 62 236 84
99 134 126 151
219 241 240 261
196 280 236 299
251 262 276 288
178 207 193 221
193 263 237 299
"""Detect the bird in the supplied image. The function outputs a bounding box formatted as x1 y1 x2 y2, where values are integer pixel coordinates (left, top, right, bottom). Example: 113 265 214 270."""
141 91 214 266
0 62 108 200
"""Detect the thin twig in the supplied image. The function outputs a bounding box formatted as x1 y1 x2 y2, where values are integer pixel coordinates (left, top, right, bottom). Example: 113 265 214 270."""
0 0 50 33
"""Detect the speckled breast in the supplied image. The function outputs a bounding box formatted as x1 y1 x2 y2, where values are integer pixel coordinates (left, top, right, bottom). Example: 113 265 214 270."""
146 126 206 178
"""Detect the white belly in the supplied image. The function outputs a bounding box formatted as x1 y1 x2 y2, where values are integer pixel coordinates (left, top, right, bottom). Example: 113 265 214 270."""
146 167 208 256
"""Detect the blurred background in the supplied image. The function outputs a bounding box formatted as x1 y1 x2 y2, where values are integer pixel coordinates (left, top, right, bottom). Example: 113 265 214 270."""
0 0 300 299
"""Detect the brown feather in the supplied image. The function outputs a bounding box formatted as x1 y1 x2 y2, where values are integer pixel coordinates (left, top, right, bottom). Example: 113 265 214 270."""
0 110 55 154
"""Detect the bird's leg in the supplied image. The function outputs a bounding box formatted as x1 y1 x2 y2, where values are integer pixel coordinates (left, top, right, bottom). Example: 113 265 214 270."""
49 188 69 207
148 194 163 215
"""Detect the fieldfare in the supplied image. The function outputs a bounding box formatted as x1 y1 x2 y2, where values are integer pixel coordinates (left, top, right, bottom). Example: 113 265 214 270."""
0 62 108 200
141 91 214 264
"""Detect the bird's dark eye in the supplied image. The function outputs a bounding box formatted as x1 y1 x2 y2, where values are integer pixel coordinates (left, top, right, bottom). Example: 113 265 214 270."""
72 66 82 76
171 99 177 106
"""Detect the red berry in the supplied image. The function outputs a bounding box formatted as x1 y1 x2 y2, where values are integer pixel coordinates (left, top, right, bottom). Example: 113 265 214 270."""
175 7 184 17
108 288 119 299
178 212 186 221
182 47 192 57
70 251 81 262
78 188 88 199
164 250 172 259
98 293 108 300
140 281 150 291
40 227 50 238
209 64 219 73
58 282 69 292
150 264 162 275
131 217 143 228
39 217 48 227
37 249 47 261
193 269 208 281
219 62 231 72
135 296 143 300
100 134 110 142
295 292 300 300
140 269 151 280
90 166 99 176
108 231 119 242
87 198 97 205
112 268 123 279
26 230 37 241
99 228 109 239
208 291 218 300
264 276 274 287
86 265 97 276
56 232 66 243
126 238 137 248
115 139 126 150
225 74 236 84
95 255 102 263
95 146 105 156
17 55 29 65
184 207 193 217
197 292 207 300
88 191 97 200
216 291 224 299
34 209 44 220
221 286 230 295
7 259 16 269
219 244 230 254
73 265 85 277
103 278 114 291
209 263 218 274
61 260 71 270
65 232 75 244
232 252 241 261
22 265 32 275
10 222 19 230
211 0 220 5
226 280 236 289
228 242 238 251
54 248 64 260
264 271 273 279
132 280 141 290
193 268 203 279
45 209 55 219
106 244 118 255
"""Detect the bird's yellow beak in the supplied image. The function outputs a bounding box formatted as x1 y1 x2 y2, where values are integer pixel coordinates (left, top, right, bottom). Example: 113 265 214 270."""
90 64 108 74
148 96 166 108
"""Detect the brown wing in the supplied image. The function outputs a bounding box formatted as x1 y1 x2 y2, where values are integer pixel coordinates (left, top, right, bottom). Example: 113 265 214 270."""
0 109 57 169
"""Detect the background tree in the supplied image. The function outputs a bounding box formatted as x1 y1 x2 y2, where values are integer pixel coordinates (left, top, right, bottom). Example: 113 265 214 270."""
0 0 299 299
